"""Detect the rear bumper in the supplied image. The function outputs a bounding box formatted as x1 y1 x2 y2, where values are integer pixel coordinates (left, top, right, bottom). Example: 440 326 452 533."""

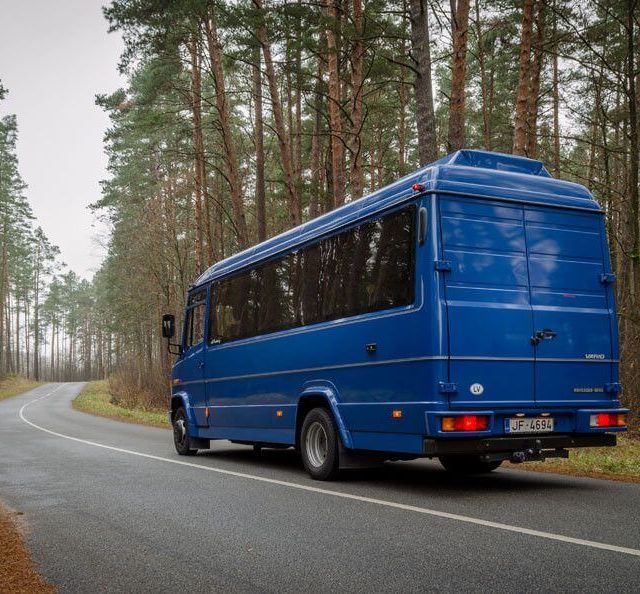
423 432 617 456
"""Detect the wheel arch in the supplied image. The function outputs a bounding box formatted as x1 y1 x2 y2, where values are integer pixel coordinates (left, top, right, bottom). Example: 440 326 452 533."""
296 384 352 449
170 392 196 427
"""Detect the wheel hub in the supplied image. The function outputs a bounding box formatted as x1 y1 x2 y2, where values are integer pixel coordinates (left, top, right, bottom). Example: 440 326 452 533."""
305 421 328 468
174 418 186 444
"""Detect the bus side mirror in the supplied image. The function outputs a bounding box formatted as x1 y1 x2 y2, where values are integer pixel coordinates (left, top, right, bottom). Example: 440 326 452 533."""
162 314 175 338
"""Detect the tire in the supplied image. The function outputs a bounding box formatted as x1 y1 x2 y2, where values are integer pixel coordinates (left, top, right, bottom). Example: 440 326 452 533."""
439 455 502 474
172 407 198 456
300 408 340 481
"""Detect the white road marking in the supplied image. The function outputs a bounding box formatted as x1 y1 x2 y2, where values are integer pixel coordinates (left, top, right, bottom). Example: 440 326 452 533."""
18 385 640 558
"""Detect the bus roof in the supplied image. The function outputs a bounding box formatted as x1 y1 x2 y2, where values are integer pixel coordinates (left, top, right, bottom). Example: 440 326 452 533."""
193 149 599 288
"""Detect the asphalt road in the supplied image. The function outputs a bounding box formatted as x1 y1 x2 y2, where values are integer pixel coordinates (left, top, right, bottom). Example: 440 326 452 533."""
1 383 639 593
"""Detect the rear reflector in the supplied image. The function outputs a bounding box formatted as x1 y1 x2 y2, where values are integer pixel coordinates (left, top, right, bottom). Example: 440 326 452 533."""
590 413 627 428
441 415 490 432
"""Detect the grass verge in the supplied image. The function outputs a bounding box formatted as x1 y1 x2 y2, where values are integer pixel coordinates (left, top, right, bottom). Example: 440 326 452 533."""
73 380 169 429
0 502 55 593
505 433 640 483
0 375 43 402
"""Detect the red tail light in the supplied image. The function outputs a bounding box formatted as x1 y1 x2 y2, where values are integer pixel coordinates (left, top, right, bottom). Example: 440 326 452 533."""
590 413 627 428
441 415 490 432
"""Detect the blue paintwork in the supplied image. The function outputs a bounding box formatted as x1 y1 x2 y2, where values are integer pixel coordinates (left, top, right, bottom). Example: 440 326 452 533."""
171 150 627 456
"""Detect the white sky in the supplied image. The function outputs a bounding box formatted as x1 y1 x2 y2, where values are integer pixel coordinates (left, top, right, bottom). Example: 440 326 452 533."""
0 0 125 279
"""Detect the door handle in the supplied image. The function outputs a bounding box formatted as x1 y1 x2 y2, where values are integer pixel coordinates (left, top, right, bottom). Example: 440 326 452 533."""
197 361 205 369
530 329 557 346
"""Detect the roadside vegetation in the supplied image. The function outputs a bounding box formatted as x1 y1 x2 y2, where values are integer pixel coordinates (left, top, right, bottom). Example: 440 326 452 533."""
0 375 42 402
72 380 169 428
0 503 54 593
506 434 640 483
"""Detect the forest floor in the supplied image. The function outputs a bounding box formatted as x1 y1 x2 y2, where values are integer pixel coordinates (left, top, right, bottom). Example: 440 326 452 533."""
0 502 55 593
72 380 169 428
73 381 639 482
0 375 43 402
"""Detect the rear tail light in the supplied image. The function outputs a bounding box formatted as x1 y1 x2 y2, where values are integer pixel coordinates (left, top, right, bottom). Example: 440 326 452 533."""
441 415 490 432
589 413 627 428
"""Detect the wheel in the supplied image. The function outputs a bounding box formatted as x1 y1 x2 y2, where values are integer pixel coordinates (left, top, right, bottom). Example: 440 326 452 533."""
300 408 340 481
172 407 198 456
439 455 502 474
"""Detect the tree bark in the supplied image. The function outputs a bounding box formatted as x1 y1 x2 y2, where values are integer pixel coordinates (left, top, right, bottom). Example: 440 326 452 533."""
349 0 365 199
253 46 267 243
447 0 470 152
552 2 560 175
474 0 491 150
513 0 536 155
525 2 545 158
253 0 302 226
310 53 326 219
409 0 438 165
204 7 249 249
189 37 206 273
626 0 640 303
324 0 346 206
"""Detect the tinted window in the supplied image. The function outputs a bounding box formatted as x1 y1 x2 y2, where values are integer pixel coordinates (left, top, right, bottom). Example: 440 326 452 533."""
209 206 415 344
185 289 207 348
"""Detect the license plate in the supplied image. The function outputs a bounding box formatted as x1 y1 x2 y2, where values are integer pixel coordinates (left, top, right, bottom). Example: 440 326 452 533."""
505 417 554 434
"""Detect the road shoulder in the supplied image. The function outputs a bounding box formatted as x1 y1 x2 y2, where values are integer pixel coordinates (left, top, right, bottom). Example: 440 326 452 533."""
0 502 54 593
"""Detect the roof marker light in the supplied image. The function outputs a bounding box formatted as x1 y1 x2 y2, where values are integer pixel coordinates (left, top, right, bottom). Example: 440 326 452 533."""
412 183 424 192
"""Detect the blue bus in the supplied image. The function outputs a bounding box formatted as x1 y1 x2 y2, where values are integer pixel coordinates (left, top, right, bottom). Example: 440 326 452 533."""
162 149 628 480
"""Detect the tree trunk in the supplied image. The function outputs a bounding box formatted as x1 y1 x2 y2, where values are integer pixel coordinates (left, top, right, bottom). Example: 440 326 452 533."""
189 37 206 274
409 0 438 165
513 0 536 155
627 0 640 303
474 0 491 150
295 0 303 179
33 251 40 382
447 0 470 152
253 46 267 243
525 2 545 158
253 0 302 226
310 53 326 219
204 6 249 249
324 0 346 206
349 0 365 199
552 3 560 175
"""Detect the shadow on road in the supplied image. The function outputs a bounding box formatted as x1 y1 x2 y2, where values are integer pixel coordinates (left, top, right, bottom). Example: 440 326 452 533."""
196 445 593 496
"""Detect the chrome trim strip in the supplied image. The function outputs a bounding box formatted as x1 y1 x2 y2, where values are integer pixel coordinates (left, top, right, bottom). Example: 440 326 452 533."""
174 355 618 388
176 354 447 386
450 356 618 363
537 357 619 363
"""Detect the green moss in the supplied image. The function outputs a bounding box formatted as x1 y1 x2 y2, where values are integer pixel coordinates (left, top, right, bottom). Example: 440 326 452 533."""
73 380 169 428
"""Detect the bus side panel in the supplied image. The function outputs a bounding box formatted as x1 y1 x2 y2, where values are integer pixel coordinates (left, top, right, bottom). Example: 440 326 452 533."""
198 197 445 453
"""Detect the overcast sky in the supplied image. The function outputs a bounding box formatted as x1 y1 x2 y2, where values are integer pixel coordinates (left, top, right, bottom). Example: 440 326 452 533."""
0 0 125 279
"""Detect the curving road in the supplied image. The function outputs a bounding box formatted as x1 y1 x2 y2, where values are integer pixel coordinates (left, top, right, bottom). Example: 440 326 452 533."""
1 383 639 593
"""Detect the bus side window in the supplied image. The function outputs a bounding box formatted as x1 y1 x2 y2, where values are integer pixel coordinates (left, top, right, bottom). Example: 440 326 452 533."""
185 302 206 349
